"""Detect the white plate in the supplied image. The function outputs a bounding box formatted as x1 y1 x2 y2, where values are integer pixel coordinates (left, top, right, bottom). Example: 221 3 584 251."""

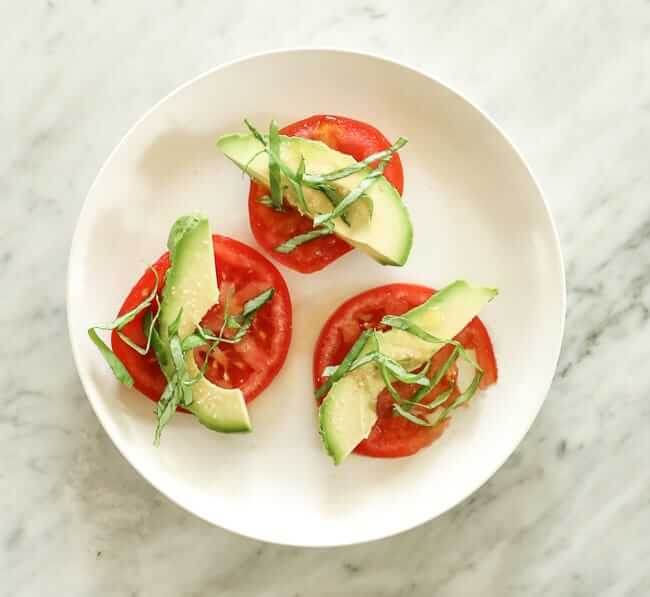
68 49 565 547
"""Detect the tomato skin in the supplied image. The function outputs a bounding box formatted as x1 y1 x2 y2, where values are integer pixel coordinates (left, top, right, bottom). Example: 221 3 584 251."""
248 114 405 274
111 235 292 405
313 284 498 459
456 316 498 389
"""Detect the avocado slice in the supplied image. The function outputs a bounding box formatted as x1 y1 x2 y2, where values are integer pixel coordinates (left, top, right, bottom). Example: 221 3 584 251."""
319 281 498 464
159 214 251 433
217 133 413 266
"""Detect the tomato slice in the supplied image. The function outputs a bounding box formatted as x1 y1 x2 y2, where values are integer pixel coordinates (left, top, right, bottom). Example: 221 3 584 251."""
111 235 292 405
248 114 405 273
313 284 497 458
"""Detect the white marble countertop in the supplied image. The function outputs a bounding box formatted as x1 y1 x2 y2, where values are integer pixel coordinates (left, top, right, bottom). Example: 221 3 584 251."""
3 1 649 595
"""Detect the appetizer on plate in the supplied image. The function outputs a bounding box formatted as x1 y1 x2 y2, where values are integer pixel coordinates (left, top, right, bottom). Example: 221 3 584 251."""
88 214 292 443
218 115 412 273
87 117 498 462
314 281 498 464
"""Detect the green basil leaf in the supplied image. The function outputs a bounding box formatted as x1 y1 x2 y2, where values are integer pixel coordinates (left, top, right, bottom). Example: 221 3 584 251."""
243 118 267 146
241 288 275 318
406 347 459 409
380 315 481 372
116 295 161 356
154 380 179 446
242 148 267 178
268 120 284 211
169 335 186 379
321 365 338 378
168 307 183 337
275 226 333 254
196 324 237 345
225 315 241 329
347 350 429 386
181 334 207 352
447 369 483 411
312 146 402 227
150 323 172 379
392 403 433 427
92 268 159 333
87 328 133 387
380 364 403 404
289 155 310 215
304 137 407 185
400 387 453 411
256 195 274 206
315 330 373 400
377 354 430 386
314 183 352 225
179 381 193 407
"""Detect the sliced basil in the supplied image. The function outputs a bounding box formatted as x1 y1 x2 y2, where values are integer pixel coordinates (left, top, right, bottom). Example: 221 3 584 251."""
88 268 160 386
87 328 134 387
315 329 373 400
289 155 310 215
304 137 408 185
274 226 333 254
380 315 481 371
267 120 284 211
312 149 396 228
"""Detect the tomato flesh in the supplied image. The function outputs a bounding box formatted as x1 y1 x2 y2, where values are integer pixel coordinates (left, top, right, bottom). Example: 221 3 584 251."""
112 235 292 404
248 114 405 273
313 284 497 458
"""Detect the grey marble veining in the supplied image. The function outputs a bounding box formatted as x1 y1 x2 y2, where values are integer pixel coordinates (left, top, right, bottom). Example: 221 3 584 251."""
2 1 649 596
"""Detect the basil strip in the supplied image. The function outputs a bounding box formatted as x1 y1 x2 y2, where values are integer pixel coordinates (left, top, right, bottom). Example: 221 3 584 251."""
267 120 284 211
87 328 134 387
314 182 352 225
256 195 274 207
180 333 207 352
314 329 373 400
241 288 275 318
380 364 403 404
348 351 429 386
88 268 161 386
400 387 453 411
405 347 459 409
304 137 408 185
94 269 159 333
392 403 432 427
393 369 483 427
448 369 483 411
312 151 394 227
117 296 161 356
242 148 267 178
289 155 309 215
230 288 275 341
243 119 297 185
186 288 275 350
154 380 179 446
375 353 430 386
321 365 338 378
274 226 333 254
380 315 481 371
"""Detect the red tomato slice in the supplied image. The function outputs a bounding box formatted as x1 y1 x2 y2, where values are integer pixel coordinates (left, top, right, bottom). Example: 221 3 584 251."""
248 114 405 274
313 284 497 458
111 235 292 405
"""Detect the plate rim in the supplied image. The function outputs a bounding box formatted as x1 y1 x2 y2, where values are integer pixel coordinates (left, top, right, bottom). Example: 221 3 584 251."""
67 47 566 547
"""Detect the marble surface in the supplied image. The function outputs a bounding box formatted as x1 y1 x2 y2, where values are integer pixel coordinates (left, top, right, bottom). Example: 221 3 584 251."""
2 1 649 595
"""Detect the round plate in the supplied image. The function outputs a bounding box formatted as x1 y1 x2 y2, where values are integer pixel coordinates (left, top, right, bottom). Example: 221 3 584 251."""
68 49 565 547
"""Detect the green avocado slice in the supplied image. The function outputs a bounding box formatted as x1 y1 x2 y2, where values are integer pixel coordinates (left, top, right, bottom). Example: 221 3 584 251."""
217 133 412 266
159 214 251 433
